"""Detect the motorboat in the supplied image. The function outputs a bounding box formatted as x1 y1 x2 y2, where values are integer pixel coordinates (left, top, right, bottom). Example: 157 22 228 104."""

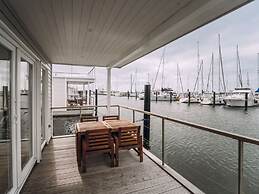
224 88 258 107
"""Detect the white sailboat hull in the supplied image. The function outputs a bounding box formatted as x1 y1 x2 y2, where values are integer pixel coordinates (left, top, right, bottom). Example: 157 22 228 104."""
200 95 225 105
151 94 171 101
224 98 257 107
179 97 200 103
224 88 258 107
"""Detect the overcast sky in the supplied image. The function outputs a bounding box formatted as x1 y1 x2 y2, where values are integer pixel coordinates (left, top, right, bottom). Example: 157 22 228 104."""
53 1 259 92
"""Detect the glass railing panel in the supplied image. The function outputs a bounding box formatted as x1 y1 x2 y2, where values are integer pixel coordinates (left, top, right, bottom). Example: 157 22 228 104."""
52 106 119 136
148 115 162 160
52 108 80 136
164 121 238 194
243 143 259 194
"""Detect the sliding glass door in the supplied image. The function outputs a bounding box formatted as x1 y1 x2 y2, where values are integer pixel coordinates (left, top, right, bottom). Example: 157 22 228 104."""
0 42 13 193
19 58 33 169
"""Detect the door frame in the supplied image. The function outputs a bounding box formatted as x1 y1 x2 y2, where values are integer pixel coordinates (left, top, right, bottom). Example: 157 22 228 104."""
0 33 17 194
16 49 37 188
40 66 49 150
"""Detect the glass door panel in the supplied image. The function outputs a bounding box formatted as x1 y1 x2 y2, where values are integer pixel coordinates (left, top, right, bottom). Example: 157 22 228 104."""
20 59 33 169
0 43 12 193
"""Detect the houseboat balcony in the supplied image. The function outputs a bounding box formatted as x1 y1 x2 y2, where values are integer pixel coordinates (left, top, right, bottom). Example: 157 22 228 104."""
19 104 259 194
21 136 191 194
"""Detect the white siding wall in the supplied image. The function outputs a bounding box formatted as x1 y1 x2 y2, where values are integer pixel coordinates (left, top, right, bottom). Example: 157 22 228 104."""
52 77 67 108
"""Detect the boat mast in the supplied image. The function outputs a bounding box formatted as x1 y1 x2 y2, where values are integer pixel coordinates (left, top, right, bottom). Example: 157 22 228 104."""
193 62 202 93
177 64 184 93
130 74 133 93
246 72 250 87
236 45 243 88
152 47 166 91
177 64 179 93
197 41 200 93
206 54 213 92
201 60 204 92
257 53 259 87
212 53 214 92
161 50 165 90
135 69 138 93
218 34 226 93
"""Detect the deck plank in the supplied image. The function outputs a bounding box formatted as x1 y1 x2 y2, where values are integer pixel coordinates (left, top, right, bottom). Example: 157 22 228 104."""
21 137 190 194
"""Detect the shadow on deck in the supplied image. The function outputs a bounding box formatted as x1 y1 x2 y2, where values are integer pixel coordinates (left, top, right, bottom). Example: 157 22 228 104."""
21 137 190 194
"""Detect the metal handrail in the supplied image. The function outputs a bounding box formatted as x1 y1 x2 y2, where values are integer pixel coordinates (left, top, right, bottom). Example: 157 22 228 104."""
51 104 259 145
119 105 259 145
51 104 119 110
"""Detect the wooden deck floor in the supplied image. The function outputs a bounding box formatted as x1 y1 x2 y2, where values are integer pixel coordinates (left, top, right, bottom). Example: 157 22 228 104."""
21 137 190 194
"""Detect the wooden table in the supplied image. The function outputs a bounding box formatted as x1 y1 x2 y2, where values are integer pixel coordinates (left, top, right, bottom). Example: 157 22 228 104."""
75 120 138 167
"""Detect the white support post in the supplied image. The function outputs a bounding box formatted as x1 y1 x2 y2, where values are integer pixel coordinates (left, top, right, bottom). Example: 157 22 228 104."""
107 67 111 114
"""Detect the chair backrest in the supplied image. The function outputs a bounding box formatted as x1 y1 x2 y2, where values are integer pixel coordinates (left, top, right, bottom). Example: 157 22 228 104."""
80 116 98 122
103 115 119 121
118 126 140 147
85 128 112 151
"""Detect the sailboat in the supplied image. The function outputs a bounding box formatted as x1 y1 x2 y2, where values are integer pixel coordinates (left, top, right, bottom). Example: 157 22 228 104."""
255 53 259 100
150 47 176 101
180 42 201 103
224 45 258 107
127 71 138 97
200 53 225 105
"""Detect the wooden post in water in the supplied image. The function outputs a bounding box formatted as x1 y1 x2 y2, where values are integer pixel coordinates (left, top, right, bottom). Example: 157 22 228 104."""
188 91 191 105
95 89 98 116
245 93 248 111
155 91 158 102
89 90 91 105
144 84 151 149
213 91 216 107
169 92 172 103
127 91 130 99
135 91 138 100
85 90 88 104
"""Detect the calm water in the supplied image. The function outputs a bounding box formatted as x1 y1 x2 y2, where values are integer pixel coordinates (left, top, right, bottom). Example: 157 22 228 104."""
97 95 259 194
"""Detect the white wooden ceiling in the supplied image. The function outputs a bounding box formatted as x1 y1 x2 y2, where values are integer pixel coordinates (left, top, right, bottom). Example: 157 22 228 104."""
7 0 250 68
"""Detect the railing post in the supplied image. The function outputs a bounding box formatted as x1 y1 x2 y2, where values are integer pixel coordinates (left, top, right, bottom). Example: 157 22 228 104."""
133 110 135 123
238 140 244 194
213 91 216 107
95 89 98 116
188 91 191 105
245 93 248 111
144 84 151 149
79 106 82 121
89 90 92 105
118 106 120 119
162 118 165 165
